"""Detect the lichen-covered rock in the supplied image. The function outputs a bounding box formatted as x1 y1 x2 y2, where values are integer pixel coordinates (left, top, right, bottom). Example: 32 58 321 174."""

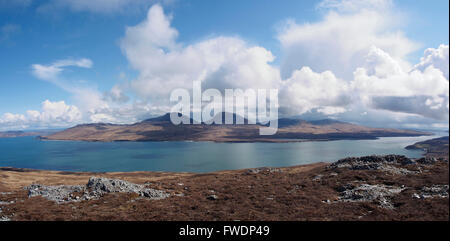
331 155 413 168
26 184 85 203
0 206 9 221
245 167 282 174
329 155 417 175
24 177 170 203
337 183 404 209
413 185 449 199
207 194 219 200
416 157 438 165
86 177 170 200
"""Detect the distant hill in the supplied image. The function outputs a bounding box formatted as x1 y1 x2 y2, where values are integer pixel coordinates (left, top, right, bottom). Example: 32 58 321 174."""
142 113 180 123
307 119 346 126
143 112 250 125
0 131 26 137
406 136 449 158
0 130 58 138
277 118 306 128
42 113 431 142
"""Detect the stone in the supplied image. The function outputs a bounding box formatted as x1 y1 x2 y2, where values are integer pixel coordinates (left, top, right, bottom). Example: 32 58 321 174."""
416 157 437 165
329 155 417 175
245 167 282 174
312 175 323 181
207 195 219 200
413 185 449 199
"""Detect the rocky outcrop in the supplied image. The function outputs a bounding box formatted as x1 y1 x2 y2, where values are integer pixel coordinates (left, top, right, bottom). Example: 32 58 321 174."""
0 206 10 221
416 157 438 165
329 155 448 209
86 177 169 199
26 184 85 203
25 177 170 203
245 167 282 174
329 155 418 175
337 183 405 209
413 185 449 199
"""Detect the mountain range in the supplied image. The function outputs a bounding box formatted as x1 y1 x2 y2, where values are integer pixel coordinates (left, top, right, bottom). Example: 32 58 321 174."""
40 113 430 142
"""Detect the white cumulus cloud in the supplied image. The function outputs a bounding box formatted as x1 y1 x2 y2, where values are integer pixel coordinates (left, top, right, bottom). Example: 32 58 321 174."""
0 100 82 130
277 3 417 79
121 4 280 105
280 67 351 116
352 46 449 120
414 44 449 79
119 3 448 128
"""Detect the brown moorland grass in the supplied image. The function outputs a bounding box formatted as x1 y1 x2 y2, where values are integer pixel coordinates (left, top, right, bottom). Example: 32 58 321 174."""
0 159 447 221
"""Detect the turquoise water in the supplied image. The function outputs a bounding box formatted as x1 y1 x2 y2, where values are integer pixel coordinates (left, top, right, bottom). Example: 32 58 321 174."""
0 135 436 173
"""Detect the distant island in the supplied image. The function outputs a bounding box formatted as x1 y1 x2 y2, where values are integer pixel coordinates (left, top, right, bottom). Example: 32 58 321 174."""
0 130 58 138
40 113 430 142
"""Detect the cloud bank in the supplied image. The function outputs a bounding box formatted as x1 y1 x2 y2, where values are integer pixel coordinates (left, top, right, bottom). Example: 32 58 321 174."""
119 3 448 126
0 100 81 130
1 0 448 131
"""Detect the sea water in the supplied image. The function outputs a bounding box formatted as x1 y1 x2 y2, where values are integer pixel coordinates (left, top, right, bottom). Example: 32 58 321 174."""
0 135 439 173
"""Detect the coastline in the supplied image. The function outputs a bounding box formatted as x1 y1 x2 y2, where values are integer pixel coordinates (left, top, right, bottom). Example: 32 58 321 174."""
40 132 432 143
37 132 433 143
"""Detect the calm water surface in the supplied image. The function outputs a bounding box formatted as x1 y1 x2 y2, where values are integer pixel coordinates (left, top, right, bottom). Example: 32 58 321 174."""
0 135 439 173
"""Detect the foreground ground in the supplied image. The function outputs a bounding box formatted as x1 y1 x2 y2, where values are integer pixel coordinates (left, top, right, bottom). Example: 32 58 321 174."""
0 141 448 221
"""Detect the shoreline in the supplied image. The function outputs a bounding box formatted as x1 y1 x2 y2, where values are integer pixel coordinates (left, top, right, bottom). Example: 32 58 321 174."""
39 132 432 143
16 132 436 143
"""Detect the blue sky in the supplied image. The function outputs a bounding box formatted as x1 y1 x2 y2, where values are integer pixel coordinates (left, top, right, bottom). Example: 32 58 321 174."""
0 0 449 130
